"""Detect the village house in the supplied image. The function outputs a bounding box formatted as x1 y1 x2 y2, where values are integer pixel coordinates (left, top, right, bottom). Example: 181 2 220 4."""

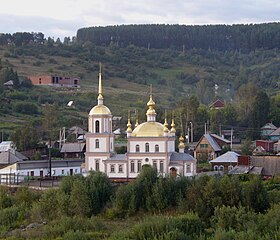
209 99 225 110
60 142 85 159
209 151 240 172
194 133 231 161
260 122 277 139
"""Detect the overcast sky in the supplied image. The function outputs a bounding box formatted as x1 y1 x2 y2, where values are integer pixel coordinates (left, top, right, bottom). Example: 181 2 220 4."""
0 0 279 39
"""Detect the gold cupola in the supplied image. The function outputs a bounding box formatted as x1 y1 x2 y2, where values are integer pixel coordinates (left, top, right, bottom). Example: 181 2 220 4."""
178 134 185 153
163 111 169 136
89 63 111 116
135 110 139 128
170 112 176 136
126 111 132 137
146 85 156 122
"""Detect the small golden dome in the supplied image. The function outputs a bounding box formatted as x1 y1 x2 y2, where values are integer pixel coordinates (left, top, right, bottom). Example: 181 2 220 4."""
170 118 176 133
131 122 164 137
163 118 169 133
146 95 156 117
127 118 132 133
178 134 185 149
89 105 111 115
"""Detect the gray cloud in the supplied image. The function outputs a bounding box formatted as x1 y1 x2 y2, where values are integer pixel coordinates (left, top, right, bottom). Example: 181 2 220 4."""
0 0 280 38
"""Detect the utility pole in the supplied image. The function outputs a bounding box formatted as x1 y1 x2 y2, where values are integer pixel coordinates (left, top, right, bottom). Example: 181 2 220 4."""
230 128 233 150
49 138 52 177
189 121 193 143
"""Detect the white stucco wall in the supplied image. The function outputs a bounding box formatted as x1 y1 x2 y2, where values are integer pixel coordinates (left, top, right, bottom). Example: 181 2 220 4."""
89 137 107 152
129 140 165 153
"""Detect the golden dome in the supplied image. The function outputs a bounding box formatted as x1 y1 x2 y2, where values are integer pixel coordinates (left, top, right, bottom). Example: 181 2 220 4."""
131 122 164 137
89 105 111 115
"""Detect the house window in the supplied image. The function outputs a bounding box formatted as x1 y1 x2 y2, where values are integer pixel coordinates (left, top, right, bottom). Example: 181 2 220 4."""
186 164 191 173
228 165 233 171
155 145 159 152
153 161 157 169
131 161 135 173
145 143 149 152
136 144 140 152
95 139 99 148
160 161 164 173
110 164 115 173
118 164 123 173
219 165 224 171
95 120 100 133
214 165 219 171
145 158 149 163
137 161 142 173
95 160 99 171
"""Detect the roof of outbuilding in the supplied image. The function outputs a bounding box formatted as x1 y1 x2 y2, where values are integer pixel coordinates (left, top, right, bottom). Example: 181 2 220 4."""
210 151 239 163
60 143 85 153
261 123 277 130
0 141 14 152
0 150 28 165
269 127 280 136
170 152 196 161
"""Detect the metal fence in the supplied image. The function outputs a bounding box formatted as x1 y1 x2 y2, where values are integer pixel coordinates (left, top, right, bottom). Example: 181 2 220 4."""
0 173 61 188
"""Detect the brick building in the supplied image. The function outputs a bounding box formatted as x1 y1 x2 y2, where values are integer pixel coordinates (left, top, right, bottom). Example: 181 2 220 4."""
29 75 80 88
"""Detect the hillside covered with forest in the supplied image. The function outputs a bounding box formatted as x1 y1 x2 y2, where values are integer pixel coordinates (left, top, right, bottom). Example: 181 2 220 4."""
0 23 280 143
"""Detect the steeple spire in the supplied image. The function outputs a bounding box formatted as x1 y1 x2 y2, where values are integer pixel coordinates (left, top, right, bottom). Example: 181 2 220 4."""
163 110 169 136
126 111 132 137
135 109 139 128
170 111 176 136
97 62 104 105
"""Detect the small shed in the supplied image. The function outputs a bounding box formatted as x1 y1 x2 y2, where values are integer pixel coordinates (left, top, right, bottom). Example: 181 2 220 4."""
60 142 85 159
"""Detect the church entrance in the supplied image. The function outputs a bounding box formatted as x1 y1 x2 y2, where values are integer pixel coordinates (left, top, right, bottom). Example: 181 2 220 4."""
170 167 177 177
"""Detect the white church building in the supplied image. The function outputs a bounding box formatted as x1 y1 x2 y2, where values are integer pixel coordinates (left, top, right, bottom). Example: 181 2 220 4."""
85 67 197 180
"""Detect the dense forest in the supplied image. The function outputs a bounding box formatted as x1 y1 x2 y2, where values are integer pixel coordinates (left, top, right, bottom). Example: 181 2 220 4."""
1 167 280 239
77 23 280 52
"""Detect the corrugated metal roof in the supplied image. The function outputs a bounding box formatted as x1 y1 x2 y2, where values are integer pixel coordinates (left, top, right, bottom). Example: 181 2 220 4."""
170 152 196 161
270 127 280 136
0 141 14 152
0 150 28 164
210 151 239 163
211 134 231 143
261 123 277 130
60 143 85 153
204 134 221 151
16 159 84 170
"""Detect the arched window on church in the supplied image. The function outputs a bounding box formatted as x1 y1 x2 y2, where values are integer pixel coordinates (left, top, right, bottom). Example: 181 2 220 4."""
136 144 140 152
95 160 99 171
155 144 159 152
95 139 99 149
145 143 149 152
95 120 100 133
